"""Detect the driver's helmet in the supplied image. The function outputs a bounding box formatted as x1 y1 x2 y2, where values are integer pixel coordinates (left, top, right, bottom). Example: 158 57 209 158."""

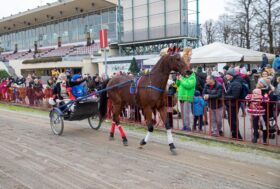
71 74 82 82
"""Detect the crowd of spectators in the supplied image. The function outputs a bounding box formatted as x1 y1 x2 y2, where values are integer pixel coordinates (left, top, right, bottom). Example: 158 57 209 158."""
174 54 280 144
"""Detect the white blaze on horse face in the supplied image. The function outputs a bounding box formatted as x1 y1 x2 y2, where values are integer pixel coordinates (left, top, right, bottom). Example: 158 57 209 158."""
167 129 173 144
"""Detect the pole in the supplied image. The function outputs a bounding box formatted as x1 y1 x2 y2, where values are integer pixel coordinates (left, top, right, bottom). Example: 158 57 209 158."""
104 48 108 76
196 0 200 47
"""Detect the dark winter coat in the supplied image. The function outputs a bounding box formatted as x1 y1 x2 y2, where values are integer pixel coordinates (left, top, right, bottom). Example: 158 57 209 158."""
202 81 223 109
196 72 207 93
224 75 243 107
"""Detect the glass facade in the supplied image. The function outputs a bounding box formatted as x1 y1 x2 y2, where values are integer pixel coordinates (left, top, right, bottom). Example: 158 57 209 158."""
120 0 199 42
0 7 117 51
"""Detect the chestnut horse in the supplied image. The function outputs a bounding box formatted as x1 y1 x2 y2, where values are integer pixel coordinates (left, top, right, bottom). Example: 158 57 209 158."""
98 47 191 153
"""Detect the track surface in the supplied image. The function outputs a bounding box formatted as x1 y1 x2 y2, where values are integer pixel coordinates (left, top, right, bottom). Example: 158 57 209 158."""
0 109 279 189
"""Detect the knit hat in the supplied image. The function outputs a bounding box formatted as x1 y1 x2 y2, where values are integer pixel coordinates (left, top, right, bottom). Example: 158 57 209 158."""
226 68 236 77
194 90 201 96
223 65 229 71
71 74 82 82
253 88 262 96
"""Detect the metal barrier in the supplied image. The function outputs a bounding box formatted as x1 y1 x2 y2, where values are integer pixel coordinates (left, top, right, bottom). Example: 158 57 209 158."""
107 96 280 147
0 87 52 109
1 89 279 147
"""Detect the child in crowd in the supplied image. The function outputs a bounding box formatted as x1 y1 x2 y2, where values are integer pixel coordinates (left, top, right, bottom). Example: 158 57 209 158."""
245 88 269 143
193 90 205 131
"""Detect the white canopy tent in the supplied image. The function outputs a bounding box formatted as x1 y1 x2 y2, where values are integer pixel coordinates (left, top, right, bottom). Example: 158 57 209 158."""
143 42 275 66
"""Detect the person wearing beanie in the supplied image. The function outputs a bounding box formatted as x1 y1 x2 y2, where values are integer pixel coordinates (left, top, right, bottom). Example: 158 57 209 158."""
192 90 205 131
211 71 224 86
224 68 243 140
226 68 236 77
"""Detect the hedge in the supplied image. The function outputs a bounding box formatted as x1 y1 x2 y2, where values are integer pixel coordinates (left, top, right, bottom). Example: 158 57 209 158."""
22 57 62 64
0 69 10 79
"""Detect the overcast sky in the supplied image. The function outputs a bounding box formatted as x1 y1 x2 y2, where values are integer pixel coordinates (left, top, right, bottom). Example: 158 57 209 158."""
0 0 226 23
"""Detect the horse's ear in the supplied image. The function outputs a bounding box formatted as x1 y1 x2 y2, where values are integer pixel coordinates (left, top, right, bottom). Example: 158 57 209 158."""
167 47 173 54
172 46 176 54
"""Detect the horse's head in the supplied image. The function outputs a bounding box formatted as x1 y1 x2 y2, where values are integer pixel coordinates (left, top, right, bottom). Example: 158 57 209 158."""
161 46 191 75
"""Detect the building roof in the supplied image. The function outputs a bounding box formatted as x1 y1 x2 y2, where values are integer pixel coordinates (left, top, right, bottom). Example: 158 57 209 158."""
190 42 275 64
0 0 117 34
92 54 157 63
143 42 276 66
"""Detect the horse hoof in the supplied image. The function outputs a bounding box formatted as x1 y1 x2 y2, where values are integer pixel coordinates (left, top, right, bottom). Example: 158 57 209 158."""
109 136 114 141
170 148 177 155
169 143 177 155
140 139 146 146
123 140 128 146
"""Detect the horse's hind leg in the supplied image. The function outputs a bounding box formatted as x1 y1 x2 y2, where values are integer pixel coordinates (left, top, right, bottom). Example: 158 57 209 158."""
140 107 154 146
110 104 128 146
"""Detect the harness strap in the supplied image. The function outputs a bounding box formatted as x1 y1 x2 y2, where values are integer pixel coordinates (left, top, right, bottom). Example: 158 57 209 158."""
146 85 165 92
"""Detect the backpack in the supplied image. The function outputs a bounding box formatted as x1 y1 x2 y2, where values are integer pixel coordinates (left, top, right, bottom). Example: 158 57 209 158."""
240 83 249 99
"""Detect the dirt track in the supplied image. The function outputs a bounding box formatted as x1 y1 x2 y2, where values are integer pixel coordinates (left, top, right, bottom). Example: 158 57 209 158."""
0 108 279 189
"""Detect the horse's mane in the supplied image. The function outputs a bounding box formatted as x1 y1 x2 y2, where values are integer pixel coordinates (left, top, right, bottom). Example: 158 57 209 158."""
150 56 166 74
150 47 192 74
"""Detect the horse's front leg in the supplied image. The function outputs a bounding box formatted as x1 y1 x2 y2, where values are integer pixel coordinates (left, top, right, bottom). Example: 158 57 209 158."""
158 106 176 155
140 107 154 146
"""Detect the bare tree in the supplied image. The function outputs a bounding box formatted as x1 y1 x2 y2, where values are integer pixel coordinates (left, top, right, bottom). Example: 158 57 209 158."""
225 0 257 48
253 22 267 51
202 19 216 45
254 0 280 53
216 14 232 44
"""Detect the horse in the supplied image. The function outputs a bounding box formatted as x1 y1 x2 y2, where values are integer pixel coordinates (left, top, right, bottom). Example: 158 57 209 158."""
98 47 192 154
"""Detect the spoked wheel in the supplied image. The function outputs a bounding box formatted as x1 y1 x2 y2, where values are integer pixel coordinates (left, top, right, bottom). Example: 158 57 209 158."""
88 113 101 130
50 109 64 135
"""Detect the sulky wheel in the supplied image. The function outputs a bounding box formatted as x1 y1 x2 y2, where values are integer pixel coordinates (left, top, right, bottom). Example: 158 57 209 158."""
88 113 101 130
50 108 64 135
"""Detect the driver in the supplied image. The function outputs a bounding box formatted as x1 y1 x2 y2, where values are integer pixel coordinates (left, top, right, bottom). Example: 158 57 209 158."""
70 74 87 98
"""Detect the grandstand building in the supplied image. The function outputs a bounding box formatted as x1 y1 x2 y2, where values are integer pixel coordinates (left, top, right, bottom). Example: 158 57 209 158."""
0 0 199 77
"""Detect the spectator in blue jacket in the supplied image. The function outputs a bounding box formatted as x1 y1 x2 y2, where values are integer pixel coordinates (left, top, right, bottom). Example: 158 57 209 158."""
272 55 280 70
193 90 205 131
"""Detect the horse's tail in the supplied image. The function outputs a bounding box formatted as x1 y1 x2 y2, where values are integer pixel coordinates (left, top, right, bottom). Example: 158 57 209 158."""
98 79 110 126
